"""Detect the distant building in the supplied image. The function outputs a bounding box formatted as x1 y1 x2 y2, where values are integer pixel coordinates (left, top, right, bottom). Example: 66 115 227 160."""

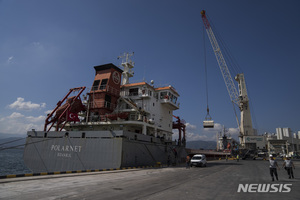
217 127 300 157
267 127 299 156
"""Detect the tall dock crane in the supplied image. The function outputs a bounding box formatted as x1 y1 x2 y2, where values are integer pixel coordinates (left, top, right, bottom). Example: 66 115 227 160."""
201 10 255 149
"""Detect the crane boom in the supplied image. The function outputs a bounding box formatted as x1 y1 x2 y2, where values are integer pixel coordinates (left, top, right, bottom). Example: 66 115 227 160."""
201 10 255 148
201 10 240 106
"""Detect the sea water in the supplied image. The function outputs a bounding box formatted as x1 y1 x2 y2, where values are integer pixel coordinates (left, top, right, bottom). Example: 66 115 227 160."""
0 149 32 176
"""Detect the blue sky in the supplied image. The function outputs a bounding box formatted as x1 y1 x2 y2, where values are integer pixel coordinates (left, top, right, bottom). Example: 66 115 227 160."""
0 0 299 141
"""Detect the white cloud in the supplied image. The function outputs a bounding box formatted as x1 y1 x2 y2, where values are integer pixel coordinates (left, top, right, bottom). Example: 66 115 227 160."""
7 56 14 64
0 112 45 135
227 127 240 136
32 42 41 47
185 122 196 130
26 115 45 123
44 110 53 115
186 132 209 141
172 122 240 142
202 123 240 140
7 112 25 119
8 97 46 111
172 122 208 142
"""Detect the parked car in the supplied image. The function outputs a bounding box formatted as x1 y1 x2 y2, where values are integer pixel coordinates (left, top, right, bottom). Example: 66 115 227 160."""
190 154 207 167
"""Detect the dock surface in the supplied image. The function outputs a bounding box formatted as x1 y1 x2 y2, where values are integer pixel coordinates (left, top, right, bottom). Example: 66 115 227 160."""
0 159 299 200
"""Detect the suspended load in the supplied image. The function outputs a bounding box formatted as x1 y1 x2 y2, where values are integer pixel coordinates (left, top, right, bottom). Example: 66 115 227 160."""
203 107 214 128
203 120 214 128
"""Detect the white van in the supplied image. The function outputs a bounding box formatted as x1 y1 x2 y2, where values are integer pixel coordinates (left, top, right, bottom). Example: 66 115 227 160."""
190 154 207 167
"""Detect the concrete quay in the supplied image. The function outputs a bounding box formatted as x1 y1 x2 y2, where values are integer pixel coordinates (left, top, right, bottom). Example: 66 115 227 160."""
0 159 299 200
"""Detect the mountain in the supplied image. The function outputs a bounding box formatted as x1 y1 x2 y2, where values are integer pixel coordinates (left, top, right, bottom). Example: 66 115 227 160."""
186 140 217 150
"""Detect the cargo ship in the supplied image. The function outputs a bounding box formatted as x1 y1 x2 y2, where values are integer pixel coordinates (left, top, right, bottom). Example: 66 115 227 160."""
23 53 187 173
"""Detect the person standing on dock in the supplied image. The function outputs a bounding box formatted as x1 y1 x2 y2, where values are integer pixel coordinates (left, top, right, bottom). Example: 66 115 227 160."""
269 155 280 181
186 155 190 169
282 156 295 179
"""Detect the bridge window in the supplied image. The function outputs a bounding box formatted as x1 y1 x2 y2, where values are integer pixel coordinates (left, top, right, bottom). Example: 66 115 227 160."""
172 96 177 104
92 80 100 91
105 95 111 109
129 88 138 96
100 79 108 90
160 92 168 99
169 93 174 101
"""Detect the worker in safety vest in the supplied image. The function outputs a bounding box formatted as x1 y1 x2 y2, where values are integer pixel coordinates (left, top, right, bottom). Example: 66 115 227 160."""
282 156 295 179
269 155 280 181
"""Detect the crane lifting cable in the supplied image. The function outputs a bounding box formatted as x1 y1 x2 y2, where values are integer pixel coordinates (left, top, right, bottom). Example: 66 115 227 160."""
202 23 214 129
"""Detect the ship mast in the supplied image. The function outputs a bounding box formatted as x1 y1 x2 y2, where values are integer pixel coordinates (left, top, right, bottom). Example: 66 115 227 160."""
118 52 135 85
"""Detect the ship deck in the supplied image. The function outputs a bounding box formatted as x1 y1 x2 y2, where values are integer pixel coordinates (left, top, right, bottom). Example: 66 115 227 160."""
1 159 299 199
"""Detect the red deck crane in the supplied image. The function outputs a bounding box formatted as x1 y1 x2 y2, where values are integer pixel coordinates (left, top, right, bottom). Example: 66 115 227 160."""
173 115 186 146
44 87 86 132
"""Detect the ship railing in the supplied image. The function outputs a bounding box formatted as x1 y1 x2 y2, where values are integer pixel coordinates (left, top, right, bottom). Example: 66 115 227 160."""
89 100 117 110
61 110 153 126
117 96 151 114
129 113 139 121
120 90 152 98
90 85 120 96
120 91 138 97
159 98 180 109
